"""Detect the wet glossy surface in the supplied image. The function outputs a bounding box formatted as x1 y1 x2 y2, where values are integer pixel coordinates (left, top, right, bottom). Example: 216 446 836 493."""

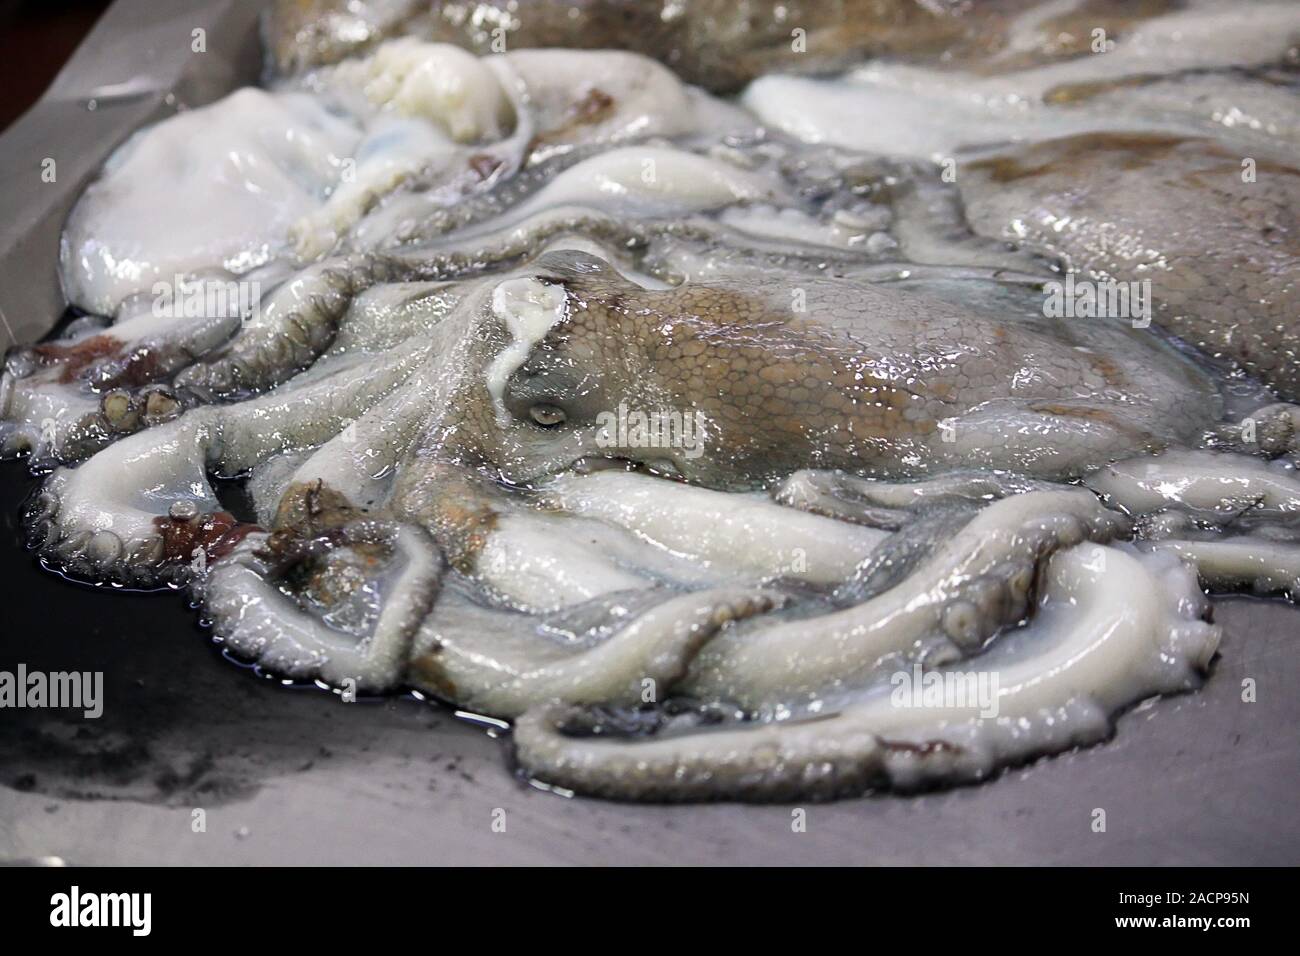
3 0 1300 825
1 452 1295 862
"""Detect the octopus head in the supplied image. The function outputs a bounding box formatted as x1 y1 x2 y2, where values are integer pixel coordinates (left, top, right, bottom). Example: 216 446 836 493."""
468 251 722 486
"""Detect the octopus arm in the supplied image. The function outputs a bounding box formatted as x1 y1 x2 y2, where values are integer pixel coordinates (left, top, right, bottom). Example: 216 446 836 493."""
0 305 241 464
174 254 386 397
682 489 1131 711
29 342 433 584
541 471 887 586
1086 449 1300 521
413 587 780 719
513 543 1220 801
203 524 443 691
1145 537 1300 600
773 467 1053 526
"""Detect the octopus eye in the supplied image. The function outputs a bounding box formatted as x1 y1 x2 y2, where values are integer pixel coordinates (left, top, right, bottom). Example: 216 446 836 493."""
528 403 567 428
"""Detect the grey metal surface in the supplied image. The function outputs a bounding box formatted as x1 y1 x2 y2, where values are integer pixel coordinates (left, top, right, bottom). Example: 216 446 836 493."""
1 587 1296 866
0 1 1296 866
0 0 264 348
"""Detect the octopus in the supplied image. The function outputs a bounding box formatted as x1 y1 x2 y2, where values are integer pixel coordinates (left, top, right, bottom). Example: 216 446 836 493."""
264 0 1244 93
2 0 1299 801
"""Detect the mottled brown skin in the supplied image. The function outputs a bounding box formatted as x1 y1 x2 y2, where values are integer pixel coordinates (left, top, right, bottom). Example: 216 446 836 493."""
267 0 1114 91
962 134 1300 400
472 252 1211 489
393 461 502 574
258 479 410 612
968 0 1181 74
265 0 1192 89
266 0 954 89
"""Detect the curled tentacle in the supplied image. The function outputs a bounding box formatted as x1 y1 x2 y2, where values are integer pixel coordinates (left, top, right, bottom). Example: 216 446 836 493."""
1144 537 1300 600
681 488 1131 711
29 343 433 585
539 471 888 587
773 467 1052 527
1086 449 1300 523
0 304 239 465
203 522 443 691
514 543 1219 801
412 586 781 718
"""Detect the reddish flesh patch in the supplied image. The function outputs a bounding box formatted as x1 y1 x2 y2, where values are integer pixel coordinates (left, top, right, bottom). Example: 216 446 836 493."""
153 511 261 564
34 333 176 389
34 334 123 384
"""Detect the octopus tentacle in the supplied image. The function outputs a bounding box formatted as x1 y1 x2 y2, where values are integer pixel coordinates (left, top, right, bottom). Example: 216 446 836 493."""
264 320 489 518
322 279 468 354
1144 537 1300 600
374 144 785 251
413 586 781 718
348 144 613 248
773 467 1051 526
831 501 984 605
1086 449 1300 522
441 511 662 612
29 342 435 584
202 522 443 691
681 489 1131 711
174 254 391 398
539 471 888 587
513 543 1219 801
0 304 240 464
393 464 715 613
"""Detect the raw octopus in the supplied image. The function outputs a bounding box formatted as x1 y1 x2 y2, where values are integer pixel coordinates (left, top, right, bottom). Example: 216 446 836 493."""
2 0 1299 801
